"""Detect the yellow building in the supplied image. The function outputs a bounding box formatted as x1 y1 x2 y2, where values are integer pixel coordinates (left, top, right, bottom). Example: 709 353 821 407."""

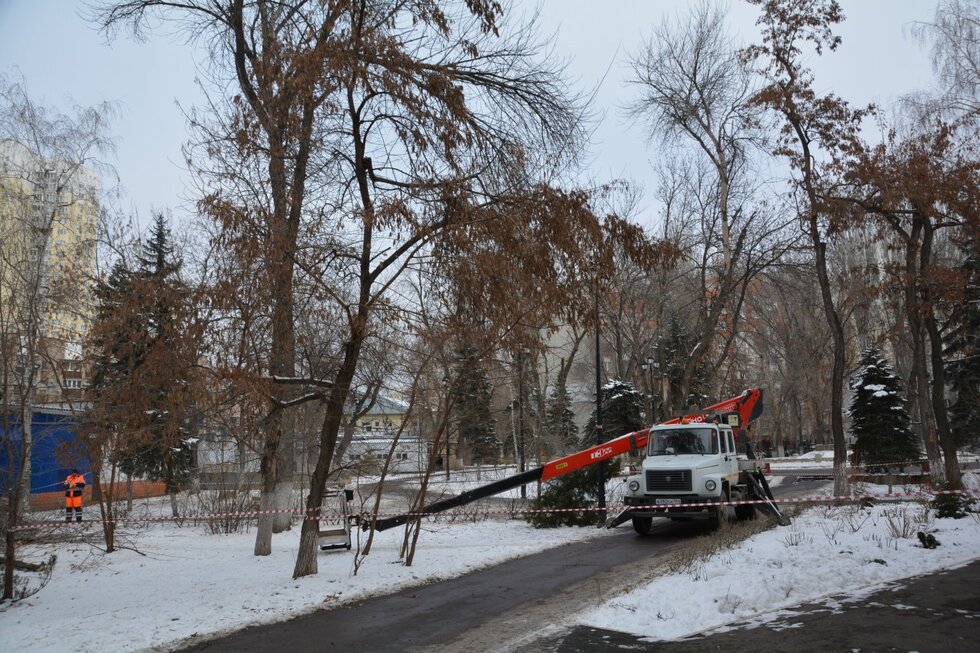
352 396 410 434
0 139 99 404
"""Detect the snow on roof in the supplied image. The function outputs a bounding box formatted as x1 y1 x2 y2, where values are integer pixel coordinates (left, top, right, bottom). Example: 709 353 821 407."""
361 396 410 416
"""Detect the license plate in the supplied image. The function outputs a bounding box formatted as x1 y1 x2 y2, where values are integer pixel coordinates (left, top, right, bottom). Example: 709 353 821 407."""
655 498 682 505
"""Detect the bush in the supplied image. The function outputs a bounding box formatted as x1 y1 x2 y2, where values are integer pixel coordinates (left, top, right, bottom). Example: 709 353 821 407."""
931 482 974 519
525 460 621 528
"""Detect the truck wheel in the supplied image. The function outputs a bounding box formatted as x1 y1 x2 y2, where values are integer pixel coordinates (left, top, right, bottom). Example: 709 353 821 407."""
632 516 653 536
710 488 731 530
709 505 725 530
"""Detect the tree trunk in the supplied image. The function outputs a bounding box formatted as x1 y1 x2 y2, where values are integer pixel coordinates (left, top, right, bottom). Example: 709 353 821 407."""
251 78 304 548
405 429 444 567
3 493 17 600
18 403 32 516
328 421 357 483
927 313 960 487
169 487 179 519
92 464 115 554
920 219 960 488
293 327 367 578
910 327 943 476
253 416 281 556
904 220 944 481
272 420 295 532
811 234 849 498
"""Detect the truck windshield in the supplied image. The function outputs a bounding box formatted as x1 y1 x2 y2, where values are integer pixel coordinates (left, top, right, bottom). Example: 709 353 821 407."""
649 428 718 456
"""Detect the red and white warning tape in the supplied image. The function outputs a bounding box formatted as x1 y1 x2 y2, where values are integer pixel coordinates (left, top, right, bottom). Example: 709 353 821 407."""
11 489 979 531
769 458 978 470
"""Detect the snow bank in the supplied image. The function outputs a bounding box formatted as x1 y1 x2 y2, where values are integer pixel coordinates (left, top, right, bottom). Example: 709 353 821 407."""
0 518 607 653
580 493 980 641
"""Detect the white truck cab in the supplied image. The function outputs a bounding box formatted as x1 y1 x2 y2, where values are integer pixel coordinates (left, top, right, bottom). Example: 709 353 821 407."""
623 422 767 534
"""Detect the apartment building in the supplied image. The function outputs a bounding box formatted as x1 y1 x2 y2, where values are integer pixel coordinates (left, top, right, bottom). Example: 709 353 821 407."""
0 139 99 405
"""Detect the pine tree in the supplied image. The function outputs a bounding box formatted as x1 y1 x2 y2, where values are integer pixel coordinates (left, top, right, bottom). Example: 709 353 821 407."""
91 262 145 390
848 346 920 468
452 347 498 464
946 231 980 447
545 387 578 451
527 380 640 528
91 215 196 509
127 215 194 495
581 379 646 447
655 316 710 412
137 214 181 339
503 351 540 460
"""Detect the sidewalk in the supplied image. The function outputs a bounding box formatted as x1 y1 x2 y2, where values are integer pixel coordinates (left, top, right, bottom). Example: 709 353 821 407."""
543 558 980 652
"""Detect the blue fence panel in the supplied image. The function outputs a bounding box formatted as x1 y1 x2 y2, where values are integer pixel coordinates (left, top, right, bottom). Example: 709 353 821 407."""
0 409 91 494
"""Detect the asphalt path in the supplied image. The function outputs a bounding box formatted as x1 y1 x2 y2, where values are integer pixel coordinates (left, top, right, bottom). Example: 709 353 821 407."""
177 475 827 653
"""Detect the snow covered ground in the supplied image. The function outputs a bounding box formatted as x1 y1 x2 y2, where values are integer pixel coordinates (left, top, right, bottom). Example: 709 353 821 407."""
580 479 980 641
0 515 608 653
767 451 980 471
3 471 976 653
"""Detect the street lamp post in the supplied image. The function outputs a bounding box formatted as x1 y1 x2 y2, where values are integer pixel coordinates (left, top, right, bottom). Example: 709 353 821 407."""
640 356 656 424
442 375 450 480
518 347 527 499
595 283 606 524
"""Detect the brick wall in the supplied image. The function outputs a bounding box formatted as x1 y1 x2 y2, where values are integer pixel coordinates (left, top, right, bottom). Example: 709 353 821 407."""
31 480 167 511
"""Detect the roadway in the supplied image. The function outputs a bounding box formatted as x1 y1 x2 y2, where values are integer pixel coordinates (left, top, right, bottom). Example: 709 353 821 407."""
179 474 827 653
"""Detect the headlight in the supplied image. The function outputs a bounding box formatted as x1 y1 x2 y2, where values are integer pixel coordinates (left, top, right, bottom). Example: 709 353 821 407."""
705 479 717 491
628 480 640 492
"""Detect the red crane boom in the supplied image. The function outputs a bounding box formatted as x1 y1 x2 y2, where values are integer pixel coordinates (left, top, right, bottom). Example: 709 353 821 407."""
368 388 764 531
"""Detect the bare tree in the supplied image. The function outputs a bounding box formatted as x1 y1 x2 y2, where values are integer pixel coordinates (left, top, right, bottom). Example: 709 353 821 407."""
744 0 872 497
0 76 114 600
628 3 791 412
95 0 360 555
737 261 834 453
96 0 591 575
909 0 980 120
838 117 980 487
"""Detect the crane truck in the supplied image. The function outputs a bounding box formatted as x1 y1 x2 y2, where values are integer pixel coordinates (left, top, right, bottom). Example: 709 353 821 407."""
367 388 789 533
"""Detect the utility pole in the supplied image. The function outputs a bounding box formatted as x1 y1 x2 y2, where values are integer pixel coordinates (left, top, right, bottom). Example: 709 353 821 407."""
518 348 526 499
442 375 450 480
595 283 606 523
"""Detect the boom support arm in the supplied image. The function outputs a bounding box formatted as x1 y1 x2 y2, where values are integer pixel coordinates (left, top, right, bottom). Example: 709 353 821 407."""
367 389 763 531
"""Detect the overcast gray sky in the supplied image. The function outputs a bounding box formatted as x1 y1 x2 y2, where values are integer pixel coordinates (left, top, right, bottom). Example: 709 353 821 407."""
0 0 941 232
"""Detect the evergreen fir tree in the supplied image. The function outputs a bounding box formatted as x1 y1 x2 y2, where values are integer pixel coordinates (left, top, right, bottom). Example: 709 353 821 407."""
581 379 646 447
452 347 498 464
91 261 144 390
503 353 540 460
91 215 195 501
527 380 639 528
655 315 710 412
545 387 578 452
848 346 920 468
137 214 181 340
946 232 980 447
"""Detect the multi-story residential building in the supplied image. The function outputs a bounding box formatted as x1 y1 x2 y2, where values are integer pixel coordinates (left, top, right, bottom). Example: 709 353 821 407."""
0 139 99 405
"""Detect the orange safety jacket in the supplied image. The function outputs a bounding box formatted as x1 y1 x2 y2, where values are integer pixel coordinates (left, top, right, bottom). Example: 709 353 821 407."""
64 473 86 507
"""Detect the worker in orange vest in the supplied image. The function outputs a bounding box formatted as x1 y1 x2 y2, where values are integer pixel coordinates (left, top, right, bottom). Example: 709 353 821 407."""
63 469 86 522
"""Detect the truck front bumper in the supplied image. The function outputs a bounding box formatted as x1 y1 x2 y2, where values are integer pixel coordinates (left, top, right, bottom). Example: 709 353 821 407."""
623 494 721 519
